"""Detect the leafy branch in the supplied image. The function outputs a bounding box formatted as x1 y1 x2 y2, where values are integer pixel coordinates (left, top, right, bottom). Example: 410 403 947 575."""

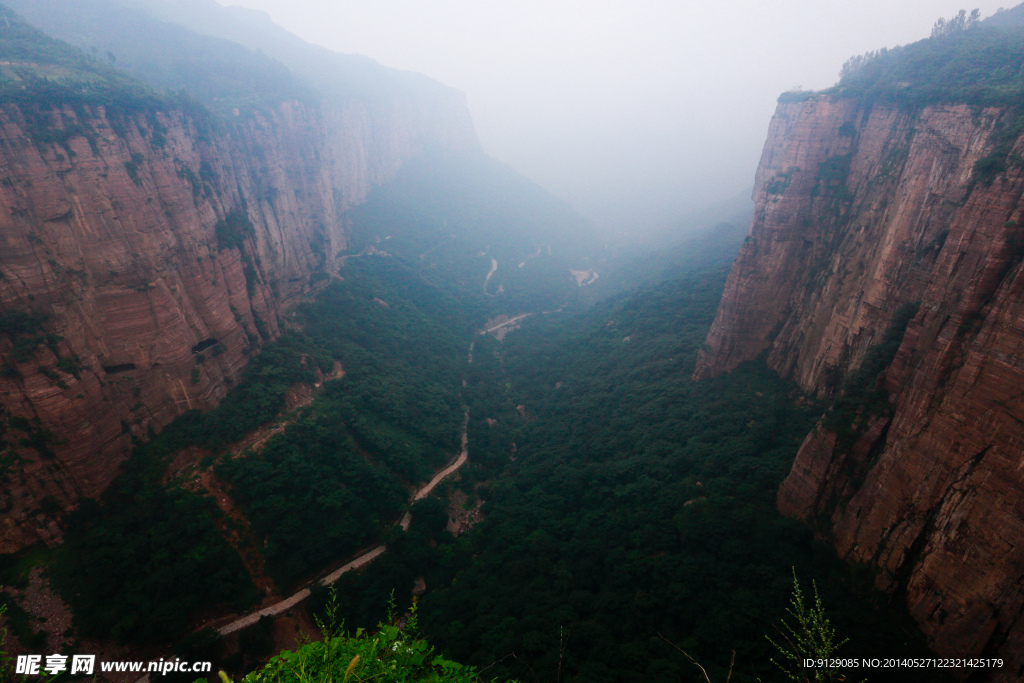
766 570 851 683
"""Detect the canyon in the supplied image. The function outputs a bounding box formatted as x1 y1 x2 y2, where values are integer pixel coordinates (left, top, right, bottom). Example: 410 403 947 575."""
5 2 1024 680
0 10 478 552
695 95 1024 677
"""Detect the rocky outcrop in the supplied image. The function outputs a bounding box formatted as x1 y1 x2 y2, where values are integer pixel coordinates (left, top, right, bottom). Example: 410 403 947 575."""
695 97 1024 678
0 86 478 551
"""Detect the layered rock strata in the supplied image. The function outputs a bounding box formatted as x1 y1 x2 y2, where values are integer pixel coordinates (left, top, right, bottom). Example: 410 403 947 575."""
0 91 477 551
695 97 1024 678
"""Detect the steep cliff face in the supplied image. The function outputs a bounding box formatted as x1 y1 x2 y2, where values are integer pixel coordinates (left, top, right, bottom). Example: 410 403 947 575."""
695 97 1024 677
0 88 478 551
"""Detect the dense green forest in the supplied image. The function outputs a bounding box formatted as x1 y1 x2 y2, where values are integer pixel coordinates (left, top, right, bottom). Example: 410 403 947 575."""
47 258 476 641
215 259 474 586
382 270 942 683
22 181 945 682
822 7 1024 107
278 262 948 683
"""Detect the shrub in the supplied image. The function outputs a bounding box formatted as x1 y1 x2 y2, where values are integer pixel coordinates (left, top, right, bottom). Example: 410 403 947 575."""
215 210 255 251
237 600 486 683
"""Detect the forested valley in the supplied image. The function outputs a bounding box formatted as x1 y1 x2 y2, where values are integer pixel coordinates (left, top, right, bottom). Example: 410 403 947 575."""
315 264 948 683
6 3 1024 682
2 143 946 682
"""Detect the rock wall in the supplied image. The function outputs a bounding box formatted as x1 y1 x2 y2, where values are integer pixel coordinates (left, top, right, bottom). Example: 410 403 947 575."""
695 96 1024 678
0 91 478 551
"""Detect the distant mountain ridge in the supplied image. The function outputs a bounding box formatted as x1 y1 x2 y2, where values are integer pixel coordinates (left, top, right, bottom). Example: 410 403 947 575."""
3 0 467 112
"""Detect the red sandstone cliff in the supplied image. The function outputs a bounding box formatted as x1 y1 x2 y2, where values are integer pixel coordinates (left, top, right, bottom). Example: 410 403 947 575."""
695 97 1024 678
0 89 478 551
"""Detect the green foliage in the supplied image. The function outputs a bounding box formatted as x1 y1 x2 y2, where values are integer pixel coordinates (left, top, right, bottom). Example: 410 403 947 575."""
218 260 470 587
239 600 486 683
931 9 980 38
0 311 45 336
311 519 452 633
199 161 217 184
0 602 20 683
401 271 943 682
6 414 55 460
409 498 449 539
0 592 46 652
0 3 135 96
972 113 1024 186
9 332 61 363
832 18 1024 108
766 572 850 682
124 151 144 185
50 486 257 643
52 253 474 630
294 259 471 456
0 3 222 165
973 154 1007 185
816 155 851 184
0 310 60 367
193 339 316 450
766 168 800 195
55 354 83 378
823 302 920 445
0 5 186 124
44 340 324 641
777 90 814 104
215 210 256 252
3 0 313 115
243 256 260 297
215 417 407 587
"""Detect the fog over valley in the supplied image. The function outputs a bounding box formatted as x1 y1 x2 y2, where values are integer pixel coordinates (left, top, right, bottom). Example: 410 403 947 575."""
214 0 1008 237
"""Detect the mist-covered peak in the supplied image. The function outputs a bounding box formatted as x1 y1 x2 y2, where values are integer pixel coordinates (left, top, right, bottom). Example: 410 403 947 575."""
3 0 473 116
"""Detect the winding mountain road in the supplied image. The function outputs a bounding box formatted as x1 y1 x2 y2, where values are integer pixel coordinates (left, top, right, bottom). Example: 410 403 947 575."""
482 313 532 335
134 409 471 683
483 258 498 291
218 411 470 637
134 261 503 681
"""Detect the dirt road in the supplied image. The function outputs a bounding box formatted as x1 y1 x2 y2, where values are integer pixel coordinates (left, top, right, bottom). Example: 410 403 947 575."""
483 313 531 334
216 410 469 637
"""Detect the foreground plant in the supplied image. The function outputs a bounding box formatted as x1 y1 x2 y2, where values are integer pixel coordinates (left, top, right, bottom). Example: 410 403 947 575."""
766 571 849 683
234 597 486 683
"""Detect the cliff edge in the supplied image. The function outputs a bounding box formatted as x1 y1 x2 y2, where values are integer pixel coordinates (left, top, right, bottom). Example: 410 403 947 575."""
695 94 1024 677
0 7 478 552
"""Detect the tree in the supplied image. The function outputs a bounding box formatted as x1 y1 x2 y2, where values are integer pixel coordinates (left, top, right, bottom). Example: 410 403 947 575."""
931 9 981 37
766 571 849 683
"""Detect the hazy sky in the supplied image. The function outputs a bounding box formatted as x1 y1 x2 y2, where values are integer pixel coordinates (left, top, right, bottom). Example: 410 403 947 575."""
215 0 1010 234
